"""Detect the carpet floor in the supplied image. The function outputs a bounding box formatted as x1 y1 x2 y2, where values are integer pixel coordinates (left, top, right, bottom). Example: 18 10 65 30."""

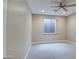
27 43 76 59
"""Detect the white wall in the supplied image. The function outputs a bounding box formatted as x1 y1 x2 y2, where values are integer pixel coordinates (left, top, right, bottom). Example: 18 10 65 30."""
32 14 67 44
6 0 32 59
67 15 76 42
3 0 7 58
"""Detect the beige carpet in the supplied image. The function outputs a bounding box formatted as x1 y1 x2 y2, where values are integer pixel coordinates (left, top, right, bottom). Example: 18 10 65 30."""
27 43 76 59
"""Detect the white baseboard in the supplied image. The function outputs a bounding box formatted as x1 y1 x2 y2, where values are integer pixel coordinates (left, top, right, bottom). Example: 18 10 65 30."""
3 46 31 59
67 40 76 45
24 46 31 59
4 55 14 59
32 40 76 45
7 55 14 59
32 40 68 45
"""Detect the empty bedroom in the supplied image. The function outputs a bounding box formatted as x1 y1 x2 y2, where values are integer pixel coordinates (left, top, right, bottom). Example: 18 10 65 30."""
27 0 76 59
3 0 76 59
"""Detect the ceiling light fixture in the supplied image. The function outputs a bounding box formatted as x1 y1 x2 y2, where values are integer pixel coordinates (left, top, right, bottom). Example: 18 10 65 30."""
41 10 45 12
63 12 66 14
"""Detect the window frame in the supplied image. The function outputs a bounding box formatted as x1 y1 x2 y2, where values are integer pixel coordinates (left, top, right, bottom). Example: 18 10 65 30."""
43 18 57 35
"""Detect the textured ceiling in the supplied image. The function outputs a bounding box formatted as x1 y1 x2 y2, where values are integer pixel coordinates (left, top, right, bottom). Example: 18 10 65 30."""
27 0 76 16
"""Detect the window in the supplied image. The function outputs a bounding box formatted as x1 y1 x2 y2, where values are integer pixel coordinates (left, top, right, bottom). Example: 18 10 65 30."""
44 19 56 34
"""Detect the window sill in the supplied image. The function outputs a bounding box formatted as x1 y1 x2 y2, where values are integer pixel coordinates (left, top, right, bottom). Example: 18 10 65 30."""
42 33 57 35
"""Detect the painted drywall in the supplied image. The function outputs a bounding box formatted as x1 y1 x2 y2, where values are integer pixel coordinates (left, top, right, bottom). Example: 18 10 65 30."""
3 0 7 58
6 0 32 59
67 15 76 42
32 14 67 44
